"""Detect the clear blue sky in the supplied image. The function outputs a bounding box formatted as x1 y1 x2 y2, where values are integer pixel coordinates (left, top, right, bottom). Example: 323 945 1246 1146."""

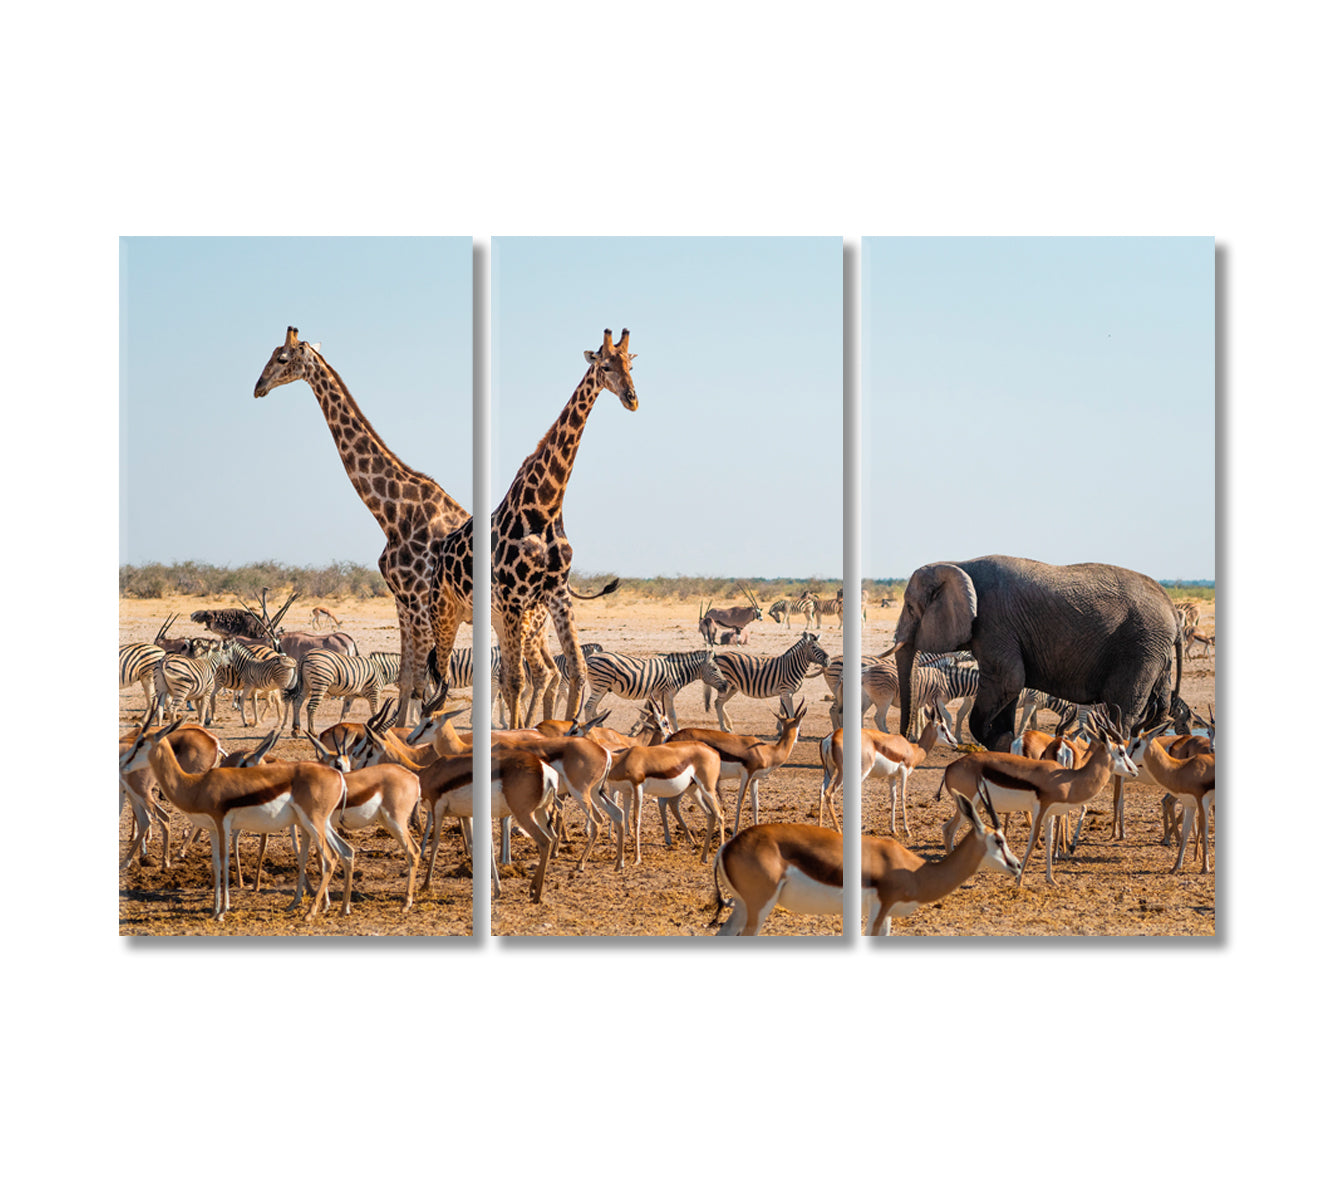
120 237 472 566
863 237 1215 581
492 238 843 579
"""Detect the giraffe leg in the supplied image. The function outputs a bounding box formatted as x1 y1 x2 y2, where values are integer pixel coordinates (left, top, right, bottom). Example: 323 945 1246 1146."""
545 596 587 721
494 608 527 731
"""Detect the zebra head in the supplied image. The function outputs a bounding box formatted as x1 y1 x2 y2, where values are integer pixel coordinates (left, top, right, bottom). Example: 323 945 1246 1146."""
799 631 830 668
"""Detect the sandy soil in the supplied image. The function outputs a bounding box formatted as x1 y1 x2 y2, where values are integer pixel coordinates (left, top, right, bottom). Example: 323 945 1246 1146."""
120 593 1214 937
858 600 1216 937
118 596 472 937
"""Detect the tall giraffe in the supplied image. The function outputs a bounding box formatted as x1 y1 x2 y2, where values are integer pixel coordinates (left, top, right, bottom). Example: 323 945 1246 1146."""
432 328 637 727
254 327 469 724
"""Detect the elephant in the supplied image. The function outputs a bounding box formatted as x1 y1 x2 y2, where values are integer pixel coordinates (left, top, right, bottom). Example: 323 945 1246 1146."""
892 555 1183 752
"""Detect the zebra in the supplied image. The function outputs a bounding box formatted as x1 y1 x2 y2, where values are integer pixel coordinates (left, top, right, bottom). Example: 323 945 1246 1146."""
861 661 954 735
768 597 814 630
1015 689 1105 734
711 632 829 732
928 662 981 741
800 591 843 629
209 641 298 728
151 640 237 726
1174 601 1201 634
293 648 401 735
120 642 166 716
581 649 728 732
822 654 883 727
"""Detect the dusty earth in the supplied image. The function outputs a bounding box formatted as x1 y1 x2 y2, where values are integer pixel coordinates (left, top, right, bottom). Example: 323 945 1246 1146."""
118 596 472 937
120 594 1214 938
859 599 1216 937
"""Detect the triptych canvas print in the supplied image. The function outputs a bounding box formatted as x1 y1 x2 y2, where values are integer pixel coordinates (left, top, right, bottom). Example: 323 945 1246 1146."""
119 236 1215 939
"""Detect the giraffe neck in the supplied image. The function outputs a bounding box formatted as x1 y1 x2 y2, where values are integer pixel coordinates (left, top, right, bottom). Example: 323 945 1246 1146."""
303 349 468 532
500 366 603 523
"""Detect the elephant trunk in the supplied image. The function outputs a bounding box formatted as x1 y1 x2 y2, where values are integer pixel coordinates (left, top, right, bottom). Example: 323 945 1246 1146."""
895 642 916 738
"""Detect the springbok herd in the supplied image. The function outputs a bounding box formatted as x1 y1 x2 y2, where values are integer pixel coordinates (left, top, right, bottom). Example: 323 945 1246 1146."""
119 591 1215 936
119 326 1213 936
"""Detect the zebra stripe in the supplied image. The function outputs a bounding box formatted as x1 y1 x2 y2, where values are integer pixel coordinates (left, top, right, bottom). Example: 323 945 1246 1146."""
582 649 727 731
712 633 829 732
151 641 236 726
294 649 399 734
800 592 843 628
1015 689 1104 734
120 642 166 714
210 641 298 728
767 597 815 629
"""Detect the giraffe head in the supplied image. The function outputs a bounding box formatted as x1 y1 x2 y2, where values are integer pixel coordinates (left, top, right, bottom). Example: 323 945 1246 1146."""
253 326 320 398
582 328 638 411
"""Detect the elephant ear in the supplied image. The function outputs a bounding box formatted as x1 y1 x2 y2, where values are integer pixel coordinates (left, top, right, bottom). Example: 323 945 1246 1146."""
906 562 978 652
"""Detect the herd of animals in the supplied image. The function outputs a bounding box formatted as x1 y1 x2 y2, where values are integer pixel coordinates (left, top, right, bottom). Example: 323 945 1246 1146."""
119 326 1216 935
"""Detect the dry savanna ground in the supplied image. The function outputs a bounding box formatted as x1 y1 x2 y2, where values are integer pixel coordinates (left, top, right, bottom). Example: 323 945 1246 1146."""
861 598 1216 937
119 596 472 937
120 593 1214 938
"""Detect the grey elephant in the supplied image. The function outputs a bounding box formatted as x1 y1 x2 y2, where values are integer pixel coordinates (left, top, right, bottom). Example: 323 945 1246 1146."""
892 555 1182 751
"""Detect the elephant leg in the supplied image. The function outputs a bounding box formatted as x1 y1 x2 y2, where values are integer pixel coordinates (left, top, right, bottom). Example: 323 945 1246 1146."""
972 670 1023 752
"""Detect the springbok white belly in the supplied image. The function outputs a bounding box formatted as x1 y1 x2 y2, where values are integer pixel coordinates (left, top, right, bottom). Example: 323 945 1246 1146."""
774 865 845 917
973 782 1038 816
339 792 383 829
225 795 298 835
638 768 694 799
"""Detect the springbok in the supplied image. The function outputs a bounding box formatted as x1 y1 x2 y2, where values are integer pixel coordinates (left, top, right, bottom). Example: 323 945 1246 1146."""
938 709 1138 885
119 718 354 921
711 793 1020 935
817 702 958 836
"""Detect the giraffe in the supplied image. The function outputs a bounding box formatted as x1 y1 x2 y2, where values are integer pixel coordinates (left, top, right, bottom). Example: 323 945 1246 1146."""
253 327 469 725
431 328 637 729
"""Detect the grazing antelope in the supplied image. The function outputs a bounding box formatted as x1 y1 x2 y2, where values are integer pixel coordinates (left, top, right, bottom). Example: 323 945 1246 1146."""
1128 721 1216 872
939 710 1138 885
1185 628 1215 659
303 731 424 910
711 632 828 732
310 605 342 629
711 794 1020 936
119 719 354 921
698 588 764 645
119 723 222 868
604 713 726 866
818 702 958 837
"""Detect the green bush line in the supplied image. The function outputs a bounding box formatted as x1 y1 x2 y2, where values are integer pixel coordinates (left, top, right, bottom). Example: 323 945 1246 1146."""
119 562 1215 606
